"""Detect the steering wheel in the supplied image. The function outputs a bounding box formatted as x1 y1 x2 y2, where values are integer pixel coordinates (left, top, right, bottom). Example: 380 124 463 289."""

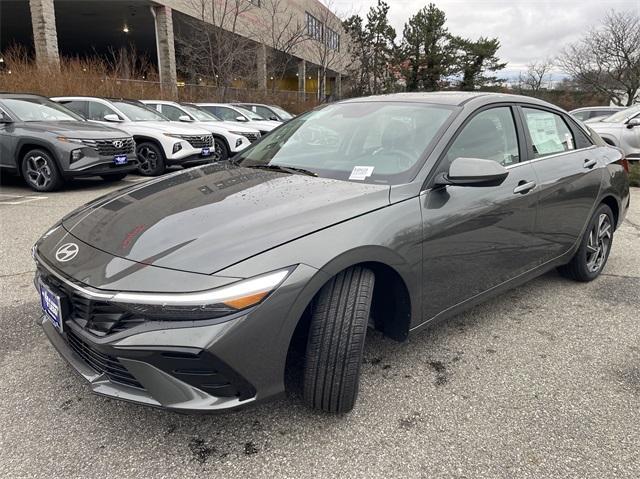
372 148 416 171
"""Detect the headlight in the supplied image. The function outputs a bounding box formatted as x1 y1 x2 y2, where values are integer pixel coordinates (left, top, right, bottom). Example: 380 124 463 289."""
229 131 247 136
164 133 184 139
57 136 86 145
111 268 292 320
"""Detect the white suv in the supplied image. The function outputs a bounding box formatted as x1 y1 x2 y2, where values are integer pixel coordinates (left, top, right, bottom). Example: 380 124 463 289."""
53 97 215 176
140 100 260 161
195 103 281 136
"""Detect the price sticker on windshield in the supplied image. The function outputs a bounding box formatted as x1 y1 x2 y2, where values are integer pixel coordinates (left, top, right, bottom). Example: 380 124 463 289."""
349 166 375 181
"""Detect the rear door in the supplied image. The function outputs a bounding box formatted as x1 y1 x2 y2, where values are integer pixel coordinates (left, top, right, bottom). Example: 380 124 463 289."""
517 105 602 263
420 105 541 320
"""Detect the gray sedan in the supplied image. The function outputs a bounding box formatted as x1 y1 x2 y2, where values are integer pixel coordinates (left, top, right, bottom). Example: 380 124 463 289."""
33 92 629 415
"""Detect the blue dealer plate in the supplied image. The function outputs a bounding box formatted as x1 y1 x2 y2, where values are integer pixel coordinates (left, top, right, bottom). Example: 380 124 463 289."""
40 282 63 332
201 148 211 157
113 155 128 165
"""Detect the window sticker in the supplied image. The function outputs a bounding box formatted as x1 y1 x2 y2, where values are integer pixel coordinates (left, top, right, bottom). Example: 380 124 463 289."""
349 166 375 181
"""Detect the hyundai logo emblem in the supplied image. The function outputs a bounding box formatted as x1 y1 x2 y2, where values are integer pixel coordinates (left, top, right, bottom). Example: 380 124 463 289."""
112 140 124 148
55 243 79 262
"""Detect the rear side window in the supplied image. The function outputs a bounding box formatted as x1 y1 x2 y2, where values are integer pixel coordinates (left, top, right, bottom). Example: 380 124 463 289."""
522 108 575 158
446 107 520 166
573 111 589 121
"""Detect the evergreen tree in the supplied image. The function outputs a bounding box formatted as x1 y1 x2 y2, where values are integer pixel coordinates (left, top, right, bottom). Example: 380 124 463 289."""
453 37 506 90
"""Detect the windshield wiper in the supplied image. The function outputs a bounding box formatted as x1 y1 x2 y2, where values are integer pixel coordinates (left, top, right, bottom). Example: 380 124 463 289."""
246 164 317 177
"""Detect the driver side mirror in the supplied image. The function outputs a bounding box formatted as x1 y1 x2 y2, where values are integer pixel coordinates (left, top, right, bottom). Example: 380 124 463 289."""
627 118 640 129
103 114 122 123
269 115 279 121
178 115 193 122
236 116 248 122
436 157 509 187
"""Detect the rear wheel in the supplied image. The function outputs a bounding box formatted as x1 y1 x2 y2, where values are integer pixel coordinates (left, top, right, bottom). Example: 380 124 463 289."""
21 148 64 192
558 204 614 281
100 173 128 182
136 142 166 176
302 266 375 413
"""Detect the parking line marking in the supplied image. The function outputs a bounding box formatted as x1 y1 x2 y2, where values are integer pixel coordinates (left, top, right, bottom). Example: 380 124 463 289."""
0 194 48 205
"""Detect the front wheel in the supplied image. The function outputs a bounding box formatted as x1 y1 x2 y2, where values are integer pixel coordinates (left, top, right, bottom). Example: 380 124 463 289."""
211 138 229 162
136 142 166 176
302 266 375 413
21 148 64 192
558 204 614 281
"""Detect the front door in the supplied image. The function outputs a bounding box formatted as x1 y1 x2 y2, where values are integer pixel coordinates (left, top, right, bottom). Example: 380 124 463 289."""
420 105 540 321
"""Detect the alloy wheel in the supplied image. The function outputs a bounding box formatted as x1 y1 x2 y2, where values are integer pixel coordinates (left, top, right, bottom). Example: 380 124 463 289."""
585 213 612 273
211 140 224 162
137 146 158 174
25 155 52 189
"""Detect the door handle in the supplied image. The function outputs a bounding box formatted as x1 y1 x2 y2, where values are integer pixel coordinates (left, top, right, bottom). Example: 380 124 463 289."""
513 180 536 195
583 158 597 169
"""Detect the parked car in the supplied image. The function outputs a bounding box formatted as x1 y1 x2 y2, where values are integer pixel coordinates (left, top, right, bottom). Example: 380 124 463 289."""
588 104 640 161
570 106 625 122
195 103 280 135
233 103 294 122
0 93 136 191
53 96 215 175
140 100 260 161
33 92 629 414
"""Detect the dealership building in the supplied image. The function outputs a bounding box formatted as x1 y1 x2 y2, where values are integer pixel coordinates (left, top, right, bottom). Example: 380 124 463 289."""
1 0 348 98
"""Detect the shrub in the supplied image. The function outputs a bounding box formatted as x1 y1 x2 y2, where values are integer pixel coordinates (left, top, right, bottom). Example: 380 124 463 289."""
629 162 640 188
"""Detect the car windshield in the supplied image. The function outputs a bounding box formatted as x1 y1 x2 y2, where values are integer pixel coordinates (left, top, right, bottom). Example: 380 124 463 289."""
270 105 294 120
234 102 454 185
602 104 640 123
3 98 83 122
235 106 265 120
181 104 219 121
112 101 167 121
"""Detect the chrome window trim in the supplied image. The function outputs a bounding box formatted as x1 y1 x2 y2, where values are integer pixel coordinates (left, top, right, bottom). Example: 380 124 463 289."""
505 145 598 170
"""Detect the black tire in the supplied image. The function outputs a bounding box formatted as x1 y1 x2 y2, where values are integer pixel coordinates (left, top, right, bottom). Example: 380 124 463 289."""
136 142 166 176
212 137 229 162
302 266 375 413
100 173 128 182
20 148 64 192
558 203 614 282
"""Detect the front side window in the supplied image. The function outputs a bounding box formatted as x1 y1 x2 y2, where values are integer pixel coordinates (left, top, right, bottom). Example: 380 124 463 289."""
213 106 241 121
446 107 520 166
160 104 190 121
255 106 275 119
3 98 83 122
573 111 589 121
88 101 120 121
181 104 218 121
522 108 575 158
234 102 453 184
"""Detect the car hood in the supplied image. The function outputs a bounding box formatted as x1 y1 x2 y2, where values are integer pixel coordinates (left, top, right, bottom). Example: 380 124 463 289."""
22 121 129 138
124 121 212 135
202 121 260 133
61 163 390 274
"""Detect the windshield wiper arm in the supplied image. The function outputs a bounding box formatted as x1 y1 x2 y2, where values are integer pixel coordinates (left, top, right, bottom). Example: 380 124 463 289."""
246 164 317 177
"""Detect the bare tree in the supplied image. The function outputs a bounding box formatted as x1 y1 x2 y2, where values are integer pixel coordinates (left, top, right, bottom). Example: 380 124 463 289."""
557 10 640 106
175 0 257 100
254 0 308 92
305 0 349 100
518 59 553 92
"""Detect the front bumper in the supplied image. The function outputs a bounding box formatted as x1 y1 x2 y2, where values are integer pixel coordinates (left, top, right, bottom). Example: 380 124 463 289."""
35 253 321 412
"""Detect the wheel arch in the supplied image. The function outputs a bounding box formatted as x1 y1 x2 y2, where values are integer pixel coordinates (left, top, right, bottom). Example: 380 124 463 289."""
600 194 620 229
133 136 165 157
211 134 230 152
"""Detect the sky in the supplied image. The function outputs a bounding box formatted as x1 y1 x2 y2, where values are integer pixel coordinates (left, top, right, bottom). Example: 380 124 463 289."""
330 0 640 79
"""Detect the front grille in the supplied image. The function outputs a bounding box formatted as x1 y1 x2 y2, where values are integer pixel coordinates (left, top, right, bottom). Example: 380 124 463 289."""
240 132 260 143
180 135 213 148
82 137 135 156
38 268 143 337
66 329 144 389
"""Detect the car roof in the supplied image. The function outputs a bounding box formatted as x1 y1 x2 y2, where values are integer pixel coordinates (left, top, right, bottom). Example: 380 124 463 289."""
570 106 624 112
0 92 51 100
340 91 558 109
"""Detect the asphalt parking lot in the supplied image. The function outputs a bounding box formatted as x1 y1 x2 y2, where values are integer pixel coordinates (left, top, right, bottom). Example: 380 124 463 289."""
0 174 639 479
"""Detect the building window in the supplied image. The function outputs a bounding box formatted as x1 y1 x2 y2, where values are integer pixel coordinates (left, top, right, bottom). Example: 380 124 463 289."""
325 27 340 51
306 12 323 42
